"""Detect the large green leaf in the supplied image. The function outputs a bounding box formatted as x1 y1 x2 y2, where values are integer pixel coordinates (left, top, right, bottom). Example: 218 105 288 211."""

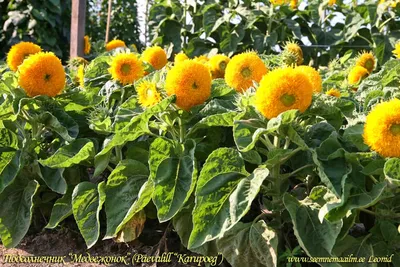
216 220 278 267
384 158 400 187
72 182 106 248
188 111 237 137
173 201 219 256
188 148 269 249
0 150 21 194
153 139 197 222
148 137 176 180
0 179 39 248
39 139 95 168
94 96 175 177
46 187 73 229
103 160 152 239
39 165 67 194
37 111 79 142
283 193 342 265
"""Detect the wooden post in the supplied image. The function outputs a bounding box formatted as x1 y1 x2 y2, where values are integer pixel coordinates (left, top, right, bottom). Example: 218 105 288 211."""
105 0 113 43
70 0 86 58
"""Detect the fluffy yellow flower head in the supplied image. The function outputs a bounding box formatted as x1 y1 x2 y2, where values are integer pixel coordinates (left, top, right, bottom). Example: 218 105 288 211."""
284 42 304 65
208 54 230 79
296 65 322 93
255 67 313 119
270 0 289 5
363 99 400 157
193 55 209 65
165 60 211 111
174 52 189 64
356 51 375 73
84 35 91 55
137 81 161 108
290 0 298 10
141 46 168 70
7 42 42 72
18 52 65 97
326 88 341 98
328 0 336 6
393 43 400 59
108 53 144 85
225 52 268 92
77 64 85 88
348 66 369 85
105 39 127 51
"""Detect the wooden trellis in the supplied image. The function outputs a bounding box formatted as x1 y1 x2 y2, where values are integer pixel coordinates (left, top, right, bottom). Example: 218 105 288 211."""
70 0 113 58
70 0 86 58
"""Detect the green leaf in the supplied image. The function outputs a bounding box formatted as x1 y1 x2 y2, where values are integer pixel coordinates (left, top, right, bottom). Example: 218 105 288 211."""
39 139 95 168
0 179 39 248
384 158 400 187
210 79 236 98
283 193 342 264
333 235 376 267
173 201 219 256
72 182 106 248
217 220 278 267
37 111 78 142
188 158 268 249
148 137 176 179
39 165 67 194
188 111 237 136
46 187 73 229
153 140 197 222
103 160 151 239
0 151 21 194
343 124 369 151
234 118 268 152
94 96 175 177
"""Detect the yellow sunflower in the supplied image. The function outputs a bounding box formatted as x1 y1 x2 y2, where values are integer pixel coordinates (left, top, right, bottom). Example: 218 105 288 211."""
284 42 304 65
105 39 127 51
393 43 400 59
174 52 189 64
76 64 85 88
363 99 400 157
136 81 161 108
355 51 375 73
208 54 230 79
328 0 336 6
270 0 289 5
84 35 91 55
348 66 369 85
255 67 313 119
296 65 322 93
165 60 211 111
108 53 144 85
7 42 42 72
141 46 168 70
193 55 209 65
225 52 268 92
290 0 298 10
326 88 341 98
18 52 65 97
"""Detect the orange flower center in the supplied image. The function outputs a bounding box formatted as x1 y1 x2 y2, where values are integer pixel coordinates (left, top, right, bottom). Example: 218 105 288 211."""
44 74 51 81
192 82 198 89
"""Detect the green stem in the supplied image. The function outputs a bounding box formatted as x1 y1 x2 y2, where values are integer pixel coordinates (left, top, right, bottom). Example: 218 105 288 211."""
359 208 376 216
115 146 123 162
283 137 290 149
178 117 185 144
369 175 379 184
261 135 275 151
267 4 274 36
273 136 280 148
284 164 314 178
